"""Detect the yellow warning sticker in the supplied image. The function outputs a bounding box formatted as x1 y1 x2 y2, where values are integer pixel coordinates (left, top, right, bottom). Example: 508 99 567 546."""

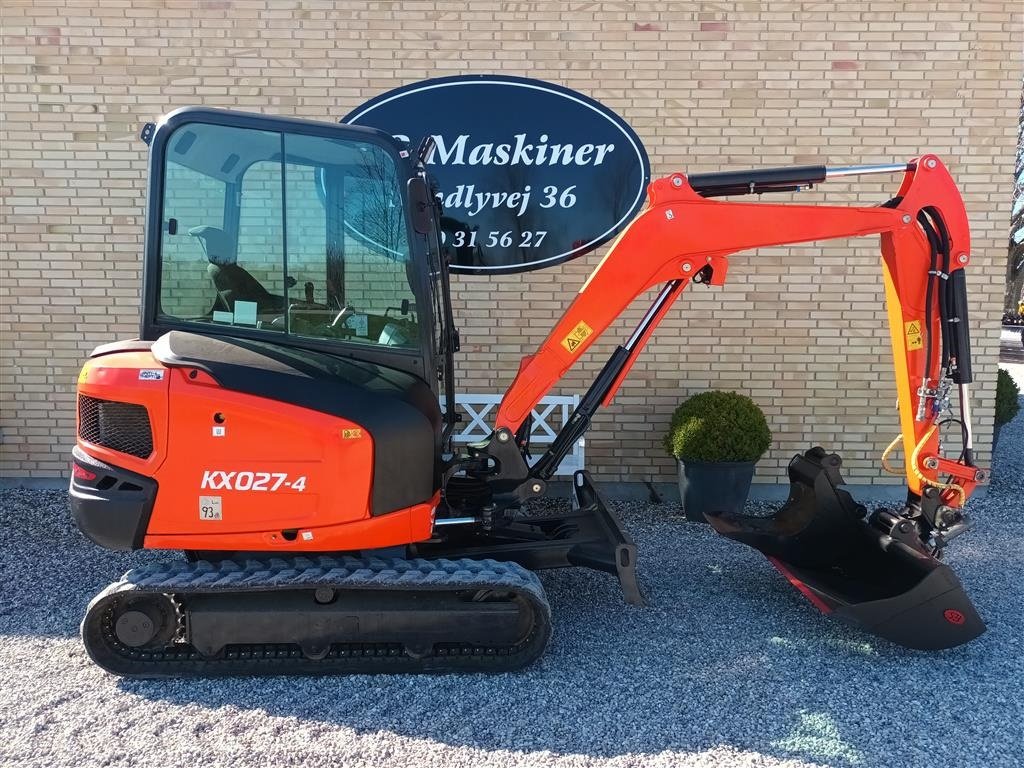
905 320 923 351
342 428 363 439
561 321 593 354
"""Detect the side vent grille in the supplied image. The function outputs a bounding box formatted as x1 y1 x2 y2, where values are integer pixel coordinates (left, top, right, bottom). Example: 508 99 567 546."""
78 395 154 459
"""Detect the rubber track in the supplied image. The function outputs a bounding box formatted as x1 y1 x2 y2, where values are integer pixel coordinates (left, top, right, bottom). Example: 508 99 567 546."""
81 556 552 678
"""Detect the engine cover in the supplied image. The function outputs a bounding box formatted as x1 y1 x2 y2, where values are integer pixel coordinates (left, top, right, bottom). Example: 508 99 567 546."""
72 332 440 552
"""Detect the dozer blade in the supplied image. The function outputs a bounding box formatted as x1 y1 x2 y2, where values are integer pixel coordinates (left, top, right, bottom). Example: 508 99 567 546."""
705 447 984 651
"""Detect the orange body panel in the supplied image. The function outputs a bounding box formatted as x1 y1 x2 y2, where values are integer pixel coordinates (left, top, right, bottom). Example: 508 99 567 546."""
76 351 436 551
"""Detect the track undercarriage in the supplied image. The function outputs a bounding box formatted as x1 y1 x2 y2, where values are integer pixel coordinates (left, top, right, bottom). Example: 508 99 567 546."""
82 556 551 677
80 471 640 678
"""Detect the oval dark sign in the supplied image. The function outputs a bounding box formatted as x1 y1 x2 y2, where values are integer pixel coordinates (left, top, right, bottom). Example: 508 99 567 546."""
343 75 651 274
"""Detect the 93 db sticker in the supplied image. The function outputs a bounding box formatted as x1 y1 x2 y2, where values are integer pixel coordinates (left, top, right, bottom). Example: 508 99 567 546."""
200 470 307 492
199 495 222 520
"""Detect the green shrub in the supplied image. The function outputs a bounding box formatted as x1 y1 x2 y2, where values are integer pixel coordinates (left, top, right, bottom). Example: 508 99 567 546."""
996 368 1021 427
663 390 771 463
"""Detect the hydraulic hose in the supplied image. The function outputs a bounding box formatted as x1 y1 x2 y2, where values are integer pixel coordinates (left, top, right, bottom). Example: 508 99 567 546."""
916 211 941 391
927 207 953 372
881 433 904 475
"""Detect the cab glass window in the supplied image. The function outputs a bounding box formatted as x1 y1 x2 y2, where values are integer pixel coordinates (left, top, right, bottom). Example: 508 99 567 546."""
157 122 418 350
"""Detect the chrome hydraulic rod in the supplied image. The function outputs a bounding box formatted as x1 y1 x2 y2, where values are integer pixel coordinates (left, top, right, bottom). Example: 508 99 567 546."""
433 516 478 527
625 281 680 350
690 162 914 197
825 163 914 179
529 280 684 481
959 383 975 460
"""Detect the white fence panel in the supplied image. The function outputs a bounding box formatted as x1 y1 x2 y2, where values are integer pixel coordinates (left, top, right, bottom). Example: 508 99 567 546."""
445 393 584 476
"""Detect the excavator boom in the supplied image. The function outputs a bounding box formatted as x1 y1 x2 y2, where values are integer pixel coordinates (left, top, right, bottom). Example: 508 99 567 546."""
494 156 986 649
499 157 977 498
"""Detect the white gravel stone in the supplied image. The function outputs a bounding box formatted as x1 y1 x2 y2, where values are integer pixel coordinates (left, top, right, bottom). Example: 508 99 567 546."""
2 404 1022 767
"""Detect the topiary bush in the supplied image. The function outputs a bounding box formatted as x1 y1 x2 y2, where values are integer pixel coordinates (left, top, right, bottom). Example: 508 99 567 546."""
996 368 1021 428
663 390 771 463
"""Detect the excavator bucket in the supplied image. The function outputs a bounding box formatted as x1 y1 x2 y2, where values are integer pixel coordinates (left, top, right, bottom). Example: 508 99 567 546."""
705 448 984 650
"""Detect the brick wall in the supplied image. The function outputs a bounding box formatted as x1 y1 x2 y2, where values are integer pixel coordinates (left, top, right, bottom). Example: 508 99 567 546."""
1 1 1019 485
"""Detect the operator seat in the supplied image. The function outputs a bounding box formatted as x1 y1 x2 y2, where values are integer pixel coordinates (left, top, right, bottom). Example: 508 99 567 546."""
189 226 286 315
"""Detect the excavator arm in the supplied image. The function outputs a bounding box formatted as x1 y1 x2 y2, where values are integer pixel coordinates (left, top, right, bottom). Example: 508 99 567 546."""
486 156 988 650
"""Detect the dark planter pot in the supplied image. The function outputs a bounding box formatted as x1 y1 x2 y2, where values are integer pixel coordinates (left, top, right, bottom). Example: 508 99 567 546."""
677 459 757 523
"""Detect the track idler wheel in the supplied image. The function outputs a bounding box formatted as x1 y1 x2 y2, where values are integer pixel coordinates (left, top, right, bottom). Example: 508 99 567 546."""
705 447 985 650
112 595 177 650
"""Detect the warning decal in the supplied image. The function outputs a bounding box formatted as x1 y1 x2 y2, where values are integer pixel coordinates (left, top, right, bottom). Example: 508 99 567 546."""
905 320 923 351
561 321 594 353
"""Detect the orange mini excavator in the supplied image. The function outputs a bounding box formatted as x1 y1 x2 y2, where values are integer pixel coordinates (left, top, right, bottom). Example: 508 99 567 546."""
71 108 988 676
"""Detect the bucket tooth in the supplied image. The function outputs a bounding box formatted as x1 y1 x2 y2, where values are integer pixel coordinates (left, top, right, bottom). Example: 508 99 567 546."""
705 447 985 650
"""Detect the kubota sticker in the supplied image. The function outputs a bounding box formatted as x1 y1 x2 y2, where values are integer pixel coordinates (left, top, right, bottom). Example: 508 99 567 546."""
138 369 165 380
561 320 593 353
944 608 966 625
904 320 923 351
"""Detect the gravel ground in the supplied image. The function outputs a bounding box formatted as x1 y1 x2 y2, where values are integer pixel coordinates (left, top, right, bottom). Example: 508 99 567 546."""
2 410 1022 768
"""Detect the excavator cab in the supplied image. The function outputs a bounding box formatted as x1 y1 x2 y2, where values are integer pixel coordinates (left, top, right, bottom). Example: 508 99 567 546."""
141 110 441 373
